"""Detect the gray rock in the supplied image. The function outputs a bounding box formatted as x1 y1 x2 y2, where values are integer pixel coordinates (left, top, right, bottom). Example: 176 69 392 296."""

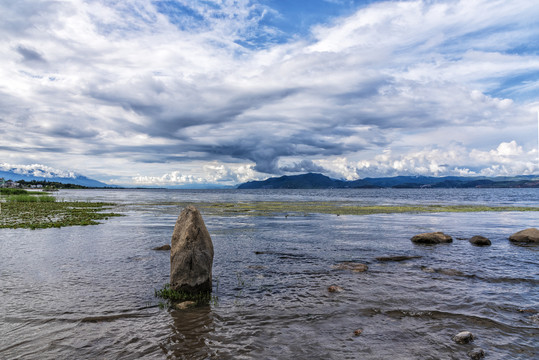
411 232 453 244
331 262 368 272
170 206 214 294
468 348 485 359
509 228 539 243
469 236 491 246
453 331 474 344
152 244 171 250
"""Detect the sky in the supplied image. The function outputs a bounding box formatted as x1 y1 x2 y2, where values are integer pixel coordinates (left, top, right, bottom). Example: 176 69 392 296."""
1 0 539 187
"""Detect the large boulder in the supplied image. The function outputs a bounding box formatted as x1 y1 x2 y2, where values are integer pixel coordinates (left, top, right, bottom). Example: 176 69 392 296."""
411 232 452 244
509 228 539 243
170 206 214 294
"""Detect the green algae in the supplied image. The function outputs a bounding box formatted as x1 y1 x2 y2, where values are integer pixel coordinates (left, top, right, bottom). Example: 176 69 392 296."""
145 201 539 217
154 283 216 309
0 200 122 229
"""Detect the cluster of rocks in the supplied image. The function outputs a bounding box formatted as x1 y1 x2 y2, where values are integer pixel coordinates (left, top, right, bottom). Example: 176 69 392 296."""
452 331 485 359
410 228 539 246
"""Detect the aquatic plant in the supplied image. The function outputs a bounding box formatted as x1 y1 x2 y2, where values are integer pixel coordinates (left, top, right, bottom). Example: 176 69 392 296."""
140 201 539 217
0 188 29 195
0 200 122 229
154 283 217 309
6 194 55 202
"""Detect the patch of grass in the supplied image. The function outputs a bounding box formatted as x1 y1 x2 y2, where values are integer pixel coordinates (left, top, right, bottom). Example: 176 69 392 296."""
142 201 539 217
155 283 215 309
0 188 29 195
0 200 122 229
6 194 56 202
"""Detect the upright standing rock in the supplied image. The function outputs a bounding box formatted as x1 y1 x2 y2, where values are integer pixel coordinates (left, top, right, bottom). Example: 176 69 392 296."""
170 206 214 294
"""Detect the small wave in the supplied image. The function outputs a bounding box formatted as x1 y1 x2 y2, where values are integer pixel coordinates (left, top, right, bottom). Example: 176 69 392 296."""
80 313 146 323
383 308 536 332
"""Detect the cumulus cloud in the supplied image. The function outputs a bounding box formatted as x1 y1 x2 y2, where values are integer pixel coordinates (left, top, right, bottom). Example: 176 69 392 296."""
315 140 537 180
0 163 77 179
132 163 258 186
0 0 538 185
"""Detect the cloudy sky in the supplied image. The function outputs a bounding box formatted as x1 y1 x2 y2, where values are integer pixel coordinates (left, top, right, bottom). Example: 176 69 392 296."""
1 0 538 186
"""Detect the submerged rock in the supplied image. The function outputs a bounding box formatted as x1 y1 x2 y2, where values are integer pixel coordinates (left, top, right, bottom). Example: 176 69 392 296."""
174 301 197 310
468 348 485 360
411 232 452 244
509 228 539 243
469 236 491 246
376 255 422 262
453 331 474 344
170 206 214 294
421 266 465 277
332 262 368 272
420 266 436 273
328 285 344 293
152 244 171 251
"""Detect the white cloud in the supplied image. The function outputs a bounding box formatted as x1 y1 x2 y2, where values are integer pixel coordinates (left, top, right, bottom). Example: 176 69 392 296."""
312 140 536 179
131 162 259 186
0 0 538 185
0 163 77 178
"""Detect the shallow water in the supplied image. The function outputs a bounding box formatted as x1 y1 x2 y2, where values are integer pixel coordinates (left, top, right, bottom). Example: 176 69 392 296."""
1 189 538 359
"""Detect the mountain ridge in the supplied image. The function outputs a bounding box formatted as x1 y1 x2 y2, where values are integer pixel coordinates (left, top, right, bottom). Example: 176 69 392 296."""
237 173 539 189
0 169 110 188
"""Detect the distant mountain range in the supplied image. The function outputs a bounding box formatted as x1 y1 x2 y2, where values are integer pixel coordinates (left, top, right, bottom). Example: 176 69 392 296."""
0 169 109 188
237 173 539 189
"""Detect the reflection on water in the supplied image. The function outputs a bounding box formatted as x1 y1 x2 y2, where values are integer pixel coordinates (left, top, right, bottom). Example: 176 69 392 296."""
1 189 538 359
165 306 215 359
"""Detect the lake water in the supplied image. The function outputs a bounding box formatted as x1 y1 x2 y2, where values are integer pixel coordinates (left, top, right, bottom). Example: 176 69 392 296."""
1 188 538 359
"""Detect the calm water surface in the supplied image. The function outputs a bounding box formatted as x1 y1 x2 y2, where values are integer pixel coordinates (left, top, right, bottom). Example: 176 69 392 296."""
1 189 538 359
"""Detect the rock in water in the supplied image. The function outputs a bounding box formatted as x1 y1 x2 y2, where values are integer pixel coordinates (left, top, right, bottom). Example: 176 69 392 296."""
174 301 197 310
453 331 474 344
328 285 344 293
411 232 453 244
152 244 171 251
509 228 539 243
331 262 368 272
467 348 485 360
376 255 422 262
170 206 214 294
469 236 491 246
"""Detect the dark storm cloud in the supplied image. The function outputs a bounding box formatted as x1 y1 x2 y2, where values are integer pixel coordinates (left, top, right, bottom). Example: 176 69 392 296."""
280 159 328 173
16 45 46 63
